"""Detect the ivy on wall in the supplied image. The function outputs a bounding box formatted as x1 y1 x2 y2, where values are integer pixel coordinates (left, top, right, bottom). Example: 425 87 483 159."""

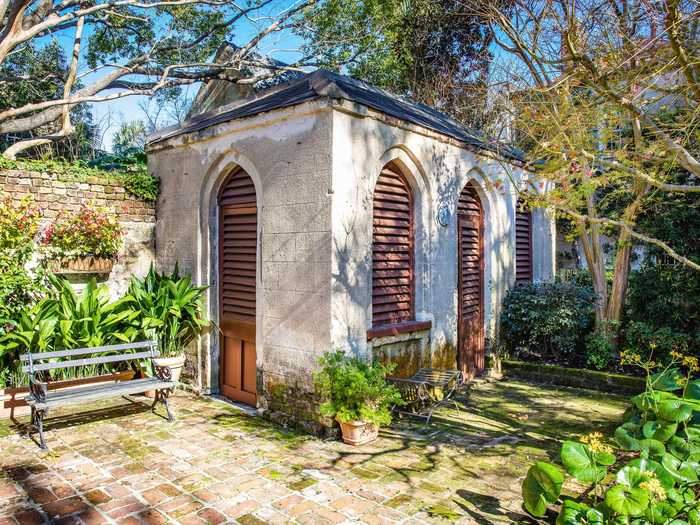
0 153 159 202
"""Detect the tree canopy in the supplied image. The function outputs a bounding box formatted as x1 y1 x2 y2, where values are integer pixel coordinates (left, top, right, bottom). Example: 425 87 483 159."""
0 0 321 158
300 0 502 130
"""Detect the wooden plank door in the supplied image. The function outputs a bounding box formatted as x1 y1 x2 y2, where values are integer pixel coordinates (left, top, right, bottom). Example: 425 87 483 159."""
218 168 257 406
457 182 484 379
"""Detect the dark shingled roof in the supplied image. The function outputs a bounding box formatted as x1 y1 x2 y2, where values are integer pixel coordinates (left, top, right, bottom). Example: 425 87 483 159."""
147 70 523 162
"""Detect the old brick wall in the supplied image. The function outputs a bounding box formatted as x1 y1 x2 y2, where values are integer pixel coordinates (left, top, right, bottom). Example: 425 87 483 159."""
1 169 156 297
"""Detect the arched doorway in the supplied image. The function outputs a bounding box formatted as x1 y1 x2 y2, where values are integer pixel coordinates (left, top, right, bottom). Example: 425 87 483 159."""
217 167 257 406
457 181 484 379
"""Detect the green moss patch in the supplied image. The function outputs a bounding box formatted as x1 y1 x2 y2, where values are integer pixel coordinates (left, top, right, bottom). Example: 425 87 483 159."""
500 360 645 395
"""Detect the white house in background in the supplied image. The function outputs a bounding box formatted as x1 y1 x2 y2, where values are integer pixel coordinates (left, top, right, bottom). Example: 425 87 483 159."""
146 70 555 433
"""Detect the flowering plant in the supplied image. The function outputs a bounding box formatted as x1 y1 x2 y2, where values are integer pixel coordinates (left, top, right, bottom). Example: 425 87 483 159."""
42 203 124 260
0 195 45 330
522 349 700 523
0 195 41 260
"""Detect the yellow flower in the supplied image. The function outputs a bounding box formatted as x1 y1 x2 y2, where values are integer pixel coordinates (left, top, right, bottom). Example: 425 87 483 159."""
683 356 699 372
640 477 666 502
580 432 613 454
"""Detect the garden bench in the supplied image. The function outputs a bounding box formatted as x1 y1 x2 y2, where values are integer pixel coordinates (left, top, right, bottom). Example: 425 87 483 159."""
387 368 463 425
21 341 175 449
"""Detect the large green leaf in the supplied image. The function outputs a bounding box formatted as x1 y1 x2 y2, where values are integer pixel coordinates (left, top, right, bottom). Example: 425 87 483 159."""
662 453 699 483
561 441 607 483
645 501 679 525
605 485 650 517
522 461 564 517
617 466 646 488
557 500 604 525
616 424 642 451
643 421 678 442
639 439 666 459
668 486 697 510
628 458 676 489
685 380 700 401
657 400 694 423
668 436 694 460
651 368 685 391
633 391 675 412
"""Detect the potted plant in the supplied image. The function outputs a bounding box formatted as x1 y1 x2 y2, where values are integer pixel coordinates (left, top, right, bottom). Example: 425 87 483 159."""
314 350 404 446
42 203 124 274
127 264 209 384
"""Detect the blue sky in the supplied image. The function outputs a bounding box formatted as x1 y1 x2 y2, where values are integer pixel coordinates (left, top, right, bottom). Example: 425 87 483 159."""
67 1 307 151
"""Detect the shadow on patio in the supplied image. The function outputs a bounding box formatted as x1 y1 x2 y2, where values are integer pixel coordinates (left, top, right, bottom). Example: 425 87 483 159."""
0 379 627 525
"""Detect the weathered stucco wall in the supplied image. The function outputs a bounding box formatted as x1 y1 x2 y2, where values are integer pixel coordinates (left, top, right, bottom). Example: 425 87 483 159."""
0 169 155 298
329 101 556 370
148 100 333 433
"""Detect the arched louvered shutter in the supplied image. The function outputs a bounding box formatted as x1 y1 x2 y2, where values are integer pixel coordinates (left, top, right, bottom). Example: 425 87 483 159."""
457 182 484 377
372 163 414 327
218 168 257 322
515 198 533 284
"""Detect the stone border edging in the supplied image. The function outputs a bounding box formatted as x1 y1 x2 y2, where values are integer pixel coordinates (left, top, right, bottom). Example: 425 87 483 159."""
498 359 645 395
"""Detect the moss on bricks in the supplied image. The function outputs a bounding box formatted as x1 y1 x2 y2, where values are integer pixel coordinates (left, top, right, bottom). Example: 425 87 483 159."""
500 359 645 395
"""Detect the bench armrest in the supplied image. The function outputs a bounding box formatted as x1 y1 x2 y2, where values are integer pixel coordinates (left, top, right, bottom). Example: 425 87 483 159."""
29 374 48 402
153 364 173 382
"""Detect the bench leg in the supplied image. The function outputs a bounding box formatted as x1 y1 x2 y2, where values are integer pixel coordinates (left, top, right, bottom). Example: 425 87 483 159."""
152 390 174 422
162 395 174 423
32 408 48 450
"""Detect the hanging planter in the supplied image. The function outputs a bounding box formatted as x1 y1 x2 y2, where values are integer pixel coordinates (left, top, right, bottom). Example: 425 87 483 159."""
50 256 114 274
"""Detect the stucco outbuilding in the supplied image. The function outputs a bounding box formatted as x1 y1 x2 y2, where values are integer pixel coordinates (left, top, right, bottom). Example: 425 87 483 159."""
146 70 555 432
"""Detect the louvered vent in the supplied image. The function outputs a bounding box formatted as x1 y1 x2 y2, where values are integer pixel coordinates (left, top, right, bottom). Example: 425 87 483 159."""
372 164 414 326
458 183 482 320
218 169 257 322
515 198 532 284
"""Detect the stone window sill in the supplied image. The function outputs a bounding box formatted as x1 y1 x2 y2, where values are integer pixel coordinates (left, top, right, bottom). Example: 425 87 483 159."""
366 320 432 341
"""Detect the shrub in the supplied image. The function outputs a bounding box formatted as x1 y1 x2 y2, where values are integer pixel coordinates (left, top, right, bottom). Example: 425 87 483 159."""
625 263 699 357
623 321 695 359
313 350 403 426
500 282 596 366
126 264 209 357
521 350 700 523
42 203 124 260
585 331 614 370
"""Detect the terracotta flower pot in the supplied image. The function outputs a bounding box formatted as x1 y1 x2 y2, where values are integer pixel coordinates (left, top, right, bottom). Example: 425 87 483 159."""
337 417 378 446
52 256 114 274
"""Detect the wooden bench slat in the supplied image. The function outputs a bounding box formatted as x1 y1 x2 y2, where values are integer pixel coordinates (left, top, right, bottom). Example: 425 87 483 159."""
22 350 154 373
20 341 156 362
26 377 174 408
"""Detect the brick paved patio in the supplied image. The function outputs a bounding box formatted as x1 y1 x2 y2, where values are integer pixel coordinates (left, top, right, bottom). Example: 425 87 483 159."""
0 380 626 525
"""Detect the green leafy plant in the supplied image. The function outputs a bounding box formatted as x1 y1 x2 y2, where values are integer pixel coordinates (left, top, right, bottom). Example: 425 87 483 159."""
313 350 404 426
88 148 159 202
0 275 140 386
521 349 700 523
500 282 596 366
0 195 46 330
42 203 124 260
586 331 614 371
126 264 209 358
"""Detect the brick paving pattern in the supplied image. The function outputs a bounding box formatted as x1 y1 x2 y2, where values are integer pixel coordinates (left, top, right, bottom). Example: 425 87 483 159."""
0 380 627 524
